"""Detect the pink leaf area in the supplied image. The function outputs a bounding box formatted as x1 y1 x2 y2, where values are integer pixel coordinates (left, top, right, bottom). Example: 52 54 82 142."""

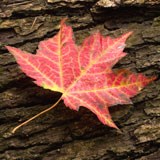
6 19 156 130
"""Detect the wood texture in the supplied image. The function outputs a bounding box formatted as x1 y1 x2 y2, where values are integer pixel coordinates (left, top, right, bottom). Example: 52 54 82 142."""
0 1 160 159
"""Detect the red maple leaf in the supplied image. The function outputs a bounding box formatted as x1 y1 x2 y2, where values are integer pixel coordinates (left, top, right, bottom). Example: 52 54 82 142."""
6 19 156 133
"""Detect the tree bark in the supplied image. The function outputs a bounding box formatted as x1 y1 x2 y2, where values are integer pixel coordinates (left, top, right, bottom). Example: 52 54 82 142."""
0 1 160 160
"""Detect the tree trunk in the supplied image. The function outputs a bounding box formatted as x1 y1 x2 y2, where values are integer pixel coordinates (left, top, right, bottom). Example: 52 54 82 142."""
0 1 160 160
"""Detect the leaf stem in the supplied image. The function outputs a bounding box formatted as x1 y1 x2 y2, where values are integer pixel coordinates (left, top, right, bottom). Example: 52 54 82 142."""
11 96 62 134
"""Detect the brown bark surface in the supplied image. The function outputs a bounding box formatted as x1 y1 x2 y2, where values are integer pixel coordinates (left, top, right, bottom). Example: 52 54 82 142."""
0 1 160 160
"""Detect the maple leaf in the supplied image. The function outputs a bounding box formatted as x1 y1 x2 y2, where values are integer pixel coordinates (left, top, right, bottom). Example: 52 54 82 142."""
6 19 156 133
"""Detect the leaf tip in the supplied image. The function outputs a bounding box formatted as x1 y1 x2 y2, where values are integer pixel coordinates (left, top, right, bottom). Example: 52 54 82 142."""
145 75 157 86
151 75 158 81
5 45 22 57
105 118 119 130
5 45 16 55
121 31 133 41
5 45 12 51
60 17 68 27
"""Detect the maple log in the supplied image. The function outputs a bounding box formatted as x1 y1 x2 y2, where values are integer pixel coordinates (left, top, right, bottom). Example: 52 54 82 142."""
0 1 160 160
